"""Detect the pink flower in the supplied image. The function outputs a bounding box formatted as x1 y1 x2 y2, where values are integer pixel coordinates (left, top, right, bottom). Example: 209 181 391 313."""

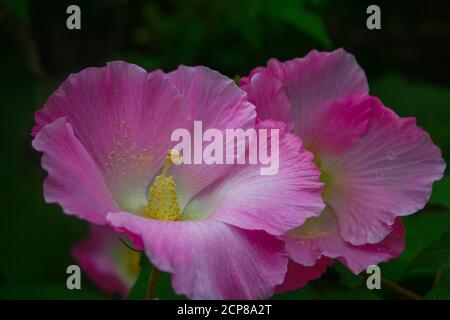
241 49 446 290
72 225 140 297
32 62 325 299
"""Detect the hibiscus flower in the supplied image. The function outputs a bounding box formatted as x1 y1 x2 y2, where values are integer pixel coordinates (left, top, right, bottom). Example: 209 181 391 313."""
32 62 324 299
241 49 446 290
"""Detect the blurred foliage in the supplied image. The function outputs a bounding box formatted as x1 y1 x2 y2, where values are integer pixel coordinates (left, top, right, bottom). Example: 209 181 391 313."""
431 177 450 209
0 0 449 300
4 0 31 22
410 232 450 271
424 269 450 300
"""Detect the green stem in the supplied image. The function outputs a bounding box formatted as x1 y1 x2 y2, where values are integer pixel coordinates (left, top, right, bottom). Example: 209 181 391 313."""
433 267 444 287
146 267 160 300
381 277 421 300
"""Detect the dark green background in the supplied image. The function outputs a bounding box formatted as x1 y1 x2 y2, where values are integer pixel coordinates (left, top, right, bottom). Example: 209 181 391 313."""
1 0 449 299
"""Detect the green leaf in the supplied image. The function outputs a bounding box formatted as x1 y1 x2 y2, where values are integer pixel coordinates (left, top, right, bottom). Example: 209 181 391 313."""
261 0 332 48
430 176 450 209
410 232 450 271
424 268 450 300
379 210 450 282
424 282 450 300
372 74 450 163
425 288 450 299
404 211 450 262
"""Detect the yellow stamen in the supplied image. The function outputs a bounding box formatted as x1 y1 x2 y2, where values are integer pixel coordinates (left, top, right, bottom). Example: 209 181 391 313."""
142 149 183 221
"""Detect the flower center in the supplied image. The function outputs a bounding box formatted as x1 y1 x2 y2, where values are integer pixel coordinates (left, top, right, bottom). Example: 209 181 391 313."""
314 157 333 199
142 149 183 221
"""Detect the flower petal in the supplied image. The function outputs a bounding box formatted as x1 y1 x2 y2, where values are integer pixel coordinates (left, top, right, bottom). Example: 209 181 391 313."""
241 48 369 138
182 120 324 235
107 212 287 300
240 68 293 129
284 208 405 274
325 98 445 244
72 225 140 297
275 257 332 293
32 117 118 224
300 95 372 157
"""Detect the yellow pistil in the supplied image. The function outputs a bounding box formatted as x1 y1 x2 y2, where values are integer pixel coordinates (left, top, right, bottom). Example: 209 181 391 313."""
142 149 183 221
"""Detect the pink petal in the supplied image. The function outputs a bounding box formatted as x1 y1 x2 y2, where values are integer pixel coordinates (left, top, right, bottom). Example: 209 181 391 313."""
300 95 372 156
241 49 369 138
325 97 445 244
72 225 140 297
240 69 293 129
182 120 324 235
284 208 405 274
167 65 255 128
32 118 118 224
107 212 287 299
275 257 333 293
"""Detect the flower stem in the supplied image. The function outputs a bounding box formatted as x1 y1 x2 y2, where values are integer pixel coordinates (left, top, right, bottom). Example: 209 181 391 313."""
433 267 444 287
380 277 421 300
146 267 160 300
